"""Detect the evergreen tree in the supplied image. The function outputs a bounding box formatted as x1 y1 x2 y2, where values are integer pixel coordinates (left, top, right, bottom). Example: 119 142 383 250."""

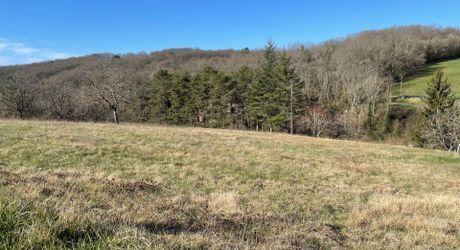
189 67 215 126
169 71 192 124
231 66 254 128
134 80 152 122
208 69 232 128
149 70 192 124
249 40 280 131
423 70 455 117
414 70 456 147
149 70 174 123
277 52 305 134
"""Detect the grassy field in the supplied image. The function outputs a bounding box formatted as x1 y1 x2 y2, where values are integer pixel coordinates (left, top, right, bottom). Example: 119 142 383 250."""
392 58 460 97
1 120 459 249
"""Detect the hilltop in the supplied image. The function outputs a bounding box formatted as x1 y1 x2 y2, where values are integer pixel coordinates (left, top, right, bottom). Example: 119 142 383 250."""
1 120 459 249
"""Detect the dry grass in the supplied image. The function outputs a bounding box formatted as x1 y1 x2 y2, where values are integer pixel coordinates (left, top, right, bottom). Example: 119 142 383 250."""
0 119 459 249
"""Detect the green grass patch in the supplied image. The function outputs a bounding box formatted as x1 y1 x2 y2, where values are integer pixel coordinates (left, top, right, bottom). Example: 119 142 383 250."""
392 58 460 97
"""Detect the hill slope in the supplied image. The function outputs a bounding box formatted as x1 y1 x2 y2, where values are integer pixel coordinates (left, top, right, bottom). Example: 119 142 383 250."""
0 120 459 249
394 58 460 97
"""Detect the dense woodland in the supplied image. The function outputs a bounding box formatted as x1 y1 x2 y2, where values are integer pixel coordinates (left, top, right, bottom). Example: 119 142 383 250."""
1 25 460 146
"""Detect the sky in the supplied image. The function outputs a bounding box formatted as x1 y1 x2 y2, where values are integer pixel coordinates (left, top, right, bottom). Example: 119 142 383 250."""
1 0 459 66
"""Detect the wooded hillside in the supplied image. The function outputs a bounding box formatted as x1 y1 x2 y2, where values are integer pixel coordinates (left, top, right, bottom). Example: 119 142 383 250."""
1 25 460 139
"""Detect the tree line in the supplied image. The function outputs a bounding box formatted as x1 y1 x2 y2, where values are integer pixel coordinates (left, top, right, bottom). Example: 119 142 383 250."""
135 40 306 133
1 25 460 146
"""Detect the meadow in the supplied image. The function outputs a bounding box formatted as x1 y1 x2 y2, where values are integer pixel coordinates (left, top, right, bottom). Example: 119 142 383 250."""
393 58 460 97
0 120 459 249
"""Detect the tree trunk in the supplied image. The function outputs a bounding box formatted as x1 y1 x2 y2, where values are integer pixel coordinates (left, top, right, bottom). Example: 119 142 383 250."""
290 80 294 134
112 109 119 124
400 78 403 97
18 100 25 119
256 121 259 132
244 103 249 129
357 110 361 134
369 102 376 127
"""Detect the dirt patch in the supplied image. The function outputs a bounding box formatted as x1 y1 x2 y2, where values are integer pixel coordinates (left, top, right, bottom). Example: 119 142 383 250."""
95 178 160 194
39 187 56 196
0 169 20 185
0 169 20 178
138 219 202 234
0 170 53 185
324 223 347 244
0 169 159 196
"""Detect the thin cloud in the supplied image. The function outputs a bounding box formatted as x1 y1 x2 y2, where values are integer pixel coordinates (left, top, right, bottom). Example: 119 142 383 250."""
9 43 39 55
0 38 75 66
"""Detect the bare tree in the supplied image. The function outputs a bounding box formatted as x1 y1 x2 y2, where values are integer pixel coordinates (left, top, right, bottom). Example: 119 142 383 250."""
0 74 37 119
84 59 130 124
41 79 75 120
298 105 331 137
422 105 460 153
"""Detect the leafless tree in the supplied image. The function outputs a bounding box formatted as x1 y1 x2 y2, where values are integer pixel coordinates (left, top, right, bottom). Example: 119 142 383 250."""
422 105 460 153
0 74 37 119
84 59 131 124
298 105 331 137
41 78 75 120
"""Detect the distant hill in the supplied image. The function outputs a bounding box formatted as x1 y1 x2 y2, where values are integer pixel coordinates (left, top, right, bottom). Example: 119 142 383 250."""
0 48 261 80
2 25 460 87
2 25 460 130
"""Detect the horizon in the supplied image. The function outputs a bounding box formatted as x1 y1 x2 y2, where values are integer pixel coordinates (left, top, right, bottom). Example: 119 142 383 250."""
1 0 460 66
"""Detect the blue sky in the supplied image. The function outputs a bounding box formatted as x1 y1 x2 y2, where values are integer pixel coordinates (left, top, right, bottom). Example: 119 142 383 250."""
1 0 459 65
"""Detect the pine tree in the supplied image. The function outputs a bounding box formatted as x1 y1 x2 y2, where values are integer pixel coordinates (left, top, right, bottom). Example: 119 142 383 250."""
170 71 192 124
134 79 152 122
423 70 455 117
414 70 456 147
149 70 173 123
277 52 305 134
189 67 217 126
249 40 279 131
207 69 232 128
231 66 253 128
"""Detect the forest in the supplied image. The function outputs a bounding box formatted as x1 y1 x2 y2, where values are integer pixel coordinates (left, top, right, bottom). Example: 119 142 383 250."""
1 25 460 149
